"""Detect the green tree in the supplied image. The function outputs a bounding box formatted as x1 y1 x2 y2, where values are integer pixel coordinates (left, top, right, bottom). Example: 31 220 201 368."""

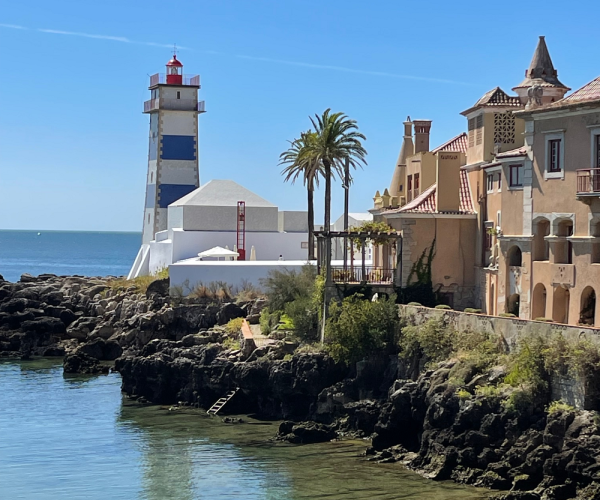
306 109 367 236
280 131 323 260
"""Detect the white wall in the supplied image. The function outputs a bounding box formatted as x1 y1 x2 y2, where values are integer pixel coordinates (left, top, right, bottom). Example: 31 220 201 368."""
159 159 198 185
176 205 279 231
161 110 197 135
278 211 309 232
145 228 309 275
170 261 312 294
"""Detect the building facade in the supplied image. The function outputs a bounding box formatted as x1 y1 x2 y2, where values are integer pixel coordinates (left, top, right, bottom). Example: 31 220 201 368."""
373 37 600 326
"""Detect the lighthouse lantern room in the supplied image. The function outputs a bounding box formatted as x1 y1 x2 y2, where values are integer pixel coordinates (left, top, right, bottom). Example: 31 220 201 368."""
166 54 183 85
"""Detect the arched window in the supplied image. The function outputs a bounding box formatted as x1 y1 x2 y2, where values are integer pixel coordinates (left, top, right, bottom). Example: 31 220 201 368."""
532 283 547 319
580 287 596 326
507 245 522 267
507 293 520 316
552 286 570 324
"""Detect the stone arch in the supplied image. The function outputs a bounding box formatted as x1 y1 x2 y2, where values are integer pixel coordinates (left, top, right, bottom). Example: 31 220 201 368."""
580 286 596 326
507 245 522 267
552 286 570 324
533 218 550 261
507 293 520 316
532 283 547 319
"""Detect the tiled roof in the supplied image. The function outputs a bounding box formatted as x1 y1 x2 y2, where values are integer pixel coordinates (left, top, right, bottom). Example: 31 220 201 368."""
381 170 475 216
474 87 522 108
495 146 527 159
431 132 469 154
560 76 600 104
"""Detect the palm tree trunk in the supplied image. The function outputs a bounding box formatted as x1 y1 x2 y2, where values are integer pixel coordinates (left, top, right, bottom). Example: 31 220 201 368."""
324 162 331 233
307 186 315 260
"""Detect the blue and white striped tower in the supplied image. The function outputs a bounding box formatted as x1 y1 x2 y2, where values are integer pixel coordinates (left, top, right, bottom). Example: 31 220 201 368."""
141 54 205 244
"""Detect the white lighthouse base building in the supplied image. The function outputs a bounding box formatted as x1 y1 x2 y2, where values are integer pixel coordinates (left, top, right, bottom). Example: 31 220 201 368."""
128 179 311 293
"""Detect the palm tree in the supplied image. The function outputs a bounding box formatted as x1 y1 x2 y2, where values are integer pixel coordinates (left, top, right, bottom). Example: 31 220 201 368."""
279 131 323 260
306 109 367 237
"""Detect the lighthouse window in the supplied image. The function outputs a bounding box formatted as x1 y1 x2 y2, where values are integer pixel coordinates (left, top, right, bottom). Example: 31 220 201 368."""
177 91 180 100
150 172 153 183
147 214 150 224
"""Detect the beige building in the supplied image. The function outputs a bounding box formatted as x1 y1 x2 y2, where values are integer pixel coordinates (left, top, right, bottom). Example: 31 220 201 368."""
373 36 600 326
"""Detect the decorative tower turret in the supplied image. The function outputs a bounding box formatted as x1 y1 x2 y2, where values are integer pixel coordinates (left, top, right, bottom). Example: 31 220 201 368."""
513 36 570 105
141 54 206 244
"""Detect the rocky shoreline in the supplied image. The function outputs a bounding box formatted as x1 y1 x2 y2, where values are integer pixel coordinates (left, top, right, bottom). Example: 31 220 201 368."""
3 273 600 499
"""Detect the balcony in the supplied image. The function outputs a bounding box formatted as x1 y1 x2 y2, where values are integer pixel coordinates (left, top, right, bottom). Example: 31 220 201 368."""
143 99 207 113
331 266 395 284
577 169 600 198
149 73 201 87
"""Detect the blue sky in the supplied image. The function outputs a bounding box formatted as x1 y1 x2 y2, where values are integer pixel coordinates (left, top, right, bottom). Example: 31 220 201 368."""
2 0 600 232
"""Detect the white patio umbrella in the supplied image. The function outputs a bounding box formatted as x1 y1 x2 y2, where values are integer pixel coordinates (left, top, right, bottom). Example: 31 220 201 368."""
197 246 239 261
233 244 238 261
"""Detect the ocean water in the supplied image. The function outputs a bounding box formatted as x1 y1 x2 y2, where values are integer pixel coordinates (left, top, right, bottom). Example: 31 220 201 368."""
0 230 141 282
0 360 490 500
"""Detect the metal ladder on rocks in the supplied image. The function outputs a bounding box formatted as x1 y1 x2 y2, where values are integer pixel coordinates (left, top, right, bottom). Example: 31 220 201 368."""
207 388 239 416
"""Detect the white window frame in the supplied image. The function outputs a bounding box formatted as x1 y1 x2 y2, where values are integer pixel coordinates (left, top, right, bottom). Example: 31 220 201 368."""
543 131 565 180
508 163 524 190
589 126 600 169
485 165 501 193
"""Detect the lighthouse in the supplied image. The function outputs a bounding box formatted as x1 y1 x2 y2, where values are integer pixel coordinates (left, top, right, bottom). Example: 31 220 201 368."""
141 54 205 244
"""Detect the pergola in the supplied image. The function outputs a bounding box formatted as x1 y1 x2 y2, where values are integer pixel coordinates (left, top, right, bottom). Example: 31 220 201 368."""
314 230 403 287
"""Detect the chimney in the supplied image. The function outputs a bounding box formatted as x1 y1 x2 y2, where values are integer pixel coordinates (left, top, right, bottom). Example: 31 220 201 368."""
435 152 461 212
413 120 432 154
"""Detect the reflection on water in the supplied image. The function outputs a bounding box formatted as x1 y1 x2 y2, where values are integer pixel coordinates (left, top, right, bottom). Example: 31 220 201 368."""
0 359 490 499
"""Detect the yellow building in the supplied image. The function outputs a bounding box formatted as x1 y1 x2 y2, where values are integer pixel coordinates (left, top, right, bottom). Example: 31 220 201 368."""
373 36 600 326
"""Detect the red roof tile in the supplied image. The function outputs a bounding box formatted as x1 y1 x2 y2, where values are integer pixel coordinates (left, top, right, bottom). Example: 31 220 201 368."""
560 76 600 104
381 170 475 216
431 133 469 154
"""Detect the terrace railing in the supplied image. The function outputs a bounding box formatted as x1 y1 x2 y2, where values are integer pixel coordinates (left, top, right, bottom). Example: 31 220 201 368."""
577 168 600 195
149 74 201 87
330 266 395 284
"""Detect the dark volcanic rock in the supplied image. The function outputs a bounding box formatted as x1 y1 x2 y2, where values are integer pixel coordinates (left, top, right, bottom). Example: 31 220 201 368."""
63 351 108 374
277 421 336 444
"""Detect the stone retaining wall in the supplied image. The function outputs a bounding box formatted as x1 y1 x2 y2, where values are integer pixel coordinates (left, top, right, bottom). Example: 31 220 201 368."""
399 304 600 350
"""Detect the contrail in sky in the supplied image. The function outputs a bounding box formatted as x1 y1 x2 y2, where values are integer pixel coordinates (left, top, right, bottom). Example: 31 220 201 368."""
236 54 471 85
1 23 472 85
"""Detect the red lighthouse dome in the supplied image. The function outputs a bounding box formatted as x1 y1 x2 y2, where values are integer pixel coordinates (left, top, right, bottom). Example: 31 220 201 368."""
166 54 183 85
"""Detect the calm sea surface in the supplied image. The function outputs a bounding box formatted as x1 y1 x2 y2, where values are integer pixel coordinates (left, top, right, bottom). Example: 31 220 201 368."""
0 360 490 500
0 230 141 282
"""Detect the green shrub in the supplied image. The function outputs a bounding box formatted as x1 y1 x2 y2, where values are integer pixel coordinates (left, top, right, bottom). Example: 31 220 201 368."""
222 337 241 350
259 307 281 335
400 317 454 363
295 343 324 354
547 400 576 414
325 294 400 364
283 353 293 361
407 302 422 307
284 296 319 341
456 389 472 400
435 304 452 310
499 313 516 318
464 308 482 314
534 317 553 322
225 317 244 335
260 265 317 312
278 313 294 330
